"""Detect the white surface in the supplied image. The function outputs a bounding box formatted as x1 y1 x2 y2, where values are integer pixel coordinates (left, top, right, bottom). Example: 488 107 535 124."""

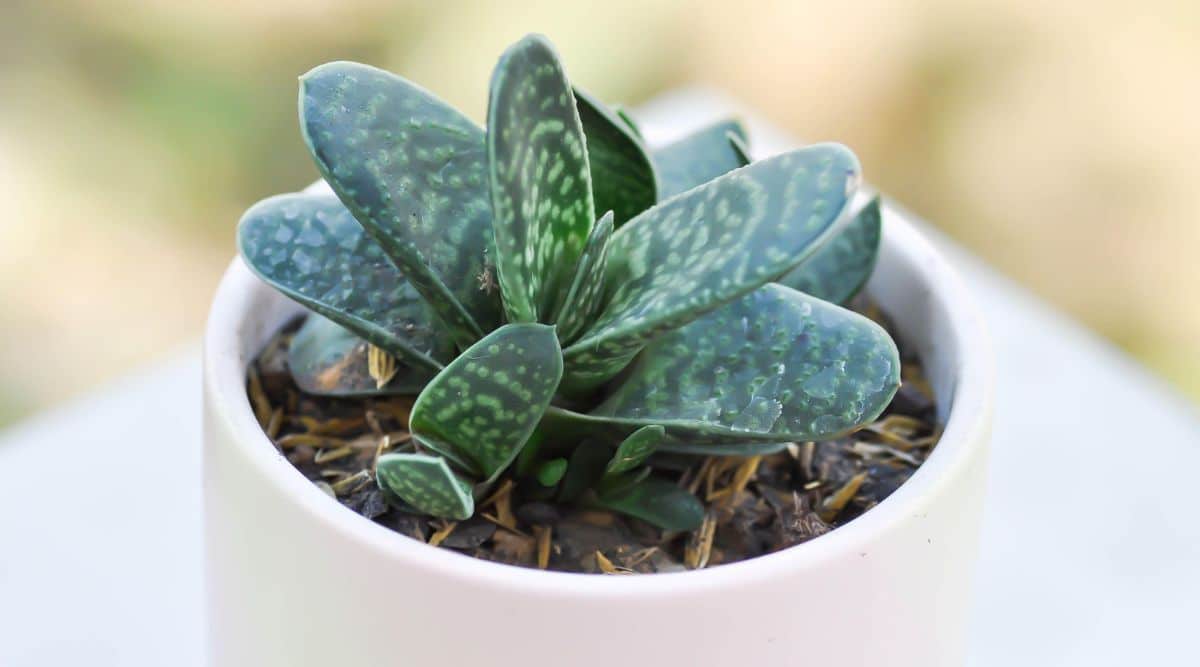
2 89 1198 666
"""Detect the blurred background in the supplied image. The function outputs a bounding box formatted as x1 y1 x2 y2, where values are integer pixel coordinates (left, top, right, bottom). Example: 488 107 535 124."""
0 0 1196 426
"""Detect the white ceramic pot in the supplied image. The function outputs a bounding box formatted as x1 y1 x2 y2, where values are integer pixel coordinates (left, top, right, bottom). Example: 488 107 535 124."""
204 203 993 666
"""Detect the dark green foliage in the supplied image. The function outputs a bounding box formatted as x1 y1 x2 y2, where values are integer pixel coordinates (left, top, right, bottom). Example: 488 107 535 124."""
573 88 658 226
410 323 562 482
238 194 449 372
778 196 883 304
606 425 665 474
239 33 901 531
376 453 474 520
595 478 705 532
561 144 862 390
301 62 500 348
487 35 595 324
653 119 749 198
550 211 614 345
591 284 899 442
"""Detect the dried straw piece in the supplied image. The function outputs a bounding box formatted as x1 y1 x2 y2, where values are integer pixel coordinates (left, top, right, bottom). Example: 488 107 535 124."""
480 480 518 531
265 407 284 440
367 344 399 389
819 471 868 522
534 525 552 570
293 415 366 436
594 550 631 575
428 521 457 547
247 366 272 428
684 512 717 570
330 470 371 497
314 446 355 464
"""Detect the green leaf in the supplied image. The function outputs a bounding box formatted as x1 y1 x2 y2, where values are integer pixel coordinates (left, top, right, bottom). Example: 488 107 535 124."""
376 453 474 520
557 439 610 502
574 87 657 226
778 196 883 304
300 61 501 349
562 144 863 390
409 323 564 481
237 193 448 373
595 477 704 532
549 210 615 344
535 458 569 487
653 119 748 198
657 439 791 456
606 425 665 474
595 466 652 497
288 314 435 396
590 283 900 442
487 35 595 323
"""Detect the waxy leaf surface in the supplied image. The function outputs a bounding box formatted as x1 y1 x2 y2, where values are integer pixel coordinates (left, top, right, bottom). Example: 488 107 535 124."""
595 477 704 532
574 88 657 226
288 315 435 396
238 194 448 373
562 144 862 389
301 61 500 347
410 323 563 481
653 119 748 198
778 196 882 304
605 425 665 475
590 284 900 442
376 453 473 520
550 211 614 344
487 35 595 323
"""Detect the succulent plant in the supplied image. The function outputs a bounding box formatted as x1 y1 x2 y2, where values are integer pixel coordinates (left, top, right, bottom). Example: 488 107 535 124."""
238 34 899 531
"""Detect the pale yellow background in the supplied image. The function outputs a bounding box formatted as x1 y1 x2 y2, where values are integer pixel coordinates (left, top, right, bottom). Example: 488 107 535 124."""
0 0 1196 425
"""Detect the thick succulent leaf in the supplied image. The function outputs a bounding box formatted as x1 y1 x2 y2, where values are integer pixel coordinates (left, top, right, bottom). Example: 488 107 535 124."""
487 35 595 323
300 61 500 348
573 87 657 226
778 196 883 304
595 477 704 532
288 315 435 396
376 453 473 520
589 284 900 442
535 458 569 487
409 323 564 481
557 440 610 502
550 211 615 344
562 145 863 390
606 425 665 474
653 119 749 198
238 193 447 373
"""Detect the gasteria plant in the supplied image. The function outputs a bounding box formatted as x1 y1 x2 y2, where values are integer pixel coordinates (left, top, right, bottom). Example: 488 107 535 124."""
238 34 898 532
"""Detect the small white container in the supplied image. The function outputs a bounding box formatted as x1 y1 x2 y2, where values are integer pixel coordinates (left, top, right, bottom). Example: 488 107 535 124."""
204 204 993 666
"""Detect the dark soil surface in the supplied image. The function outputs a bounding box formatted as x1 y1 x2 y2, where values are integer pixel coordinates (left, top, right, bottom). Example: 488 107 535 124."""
247 301 940 574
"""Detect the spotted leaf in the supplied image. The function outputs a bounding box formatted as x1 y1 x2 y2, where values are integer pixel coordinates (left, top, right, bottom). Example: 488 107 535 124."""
487 34 595 323
605 425 665 475
574 87 657 226
300 62 500 349
237 194 448 373
410 323 564 482
549 210 615 344
778 196 883 304
595 477 704 532
376 453 473 520
588 283 900 443
287 315 435 396
653 119 748 198
561 144 863 391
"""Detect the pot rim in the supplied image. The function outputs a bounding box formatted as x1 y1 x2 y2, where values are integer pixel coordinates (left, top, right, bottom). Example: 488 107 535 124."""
204 202 993 599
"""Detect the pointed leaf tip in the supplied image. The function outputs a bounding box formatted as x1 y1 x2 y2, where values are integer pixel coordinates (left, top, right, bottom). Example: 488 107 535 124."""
488 34 595 324
376 453 473 520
